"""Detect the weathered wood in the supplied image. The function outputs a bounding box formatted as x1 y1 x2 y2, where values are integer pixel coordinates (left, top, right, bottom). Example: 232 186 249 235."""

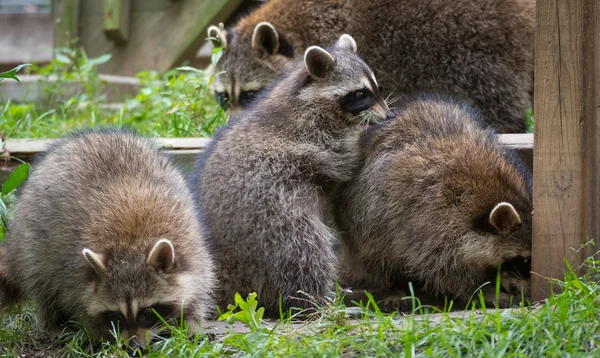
103 0 131 44
0 74 140 104
75 0 245 76
0 14 53 70
52 0 80 48
0 135 533 184
532 0 600 301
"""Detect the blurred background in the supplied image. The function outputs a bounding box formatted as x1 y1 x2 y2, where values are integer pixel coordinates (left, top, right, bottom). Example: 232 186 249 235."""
0 0 262 73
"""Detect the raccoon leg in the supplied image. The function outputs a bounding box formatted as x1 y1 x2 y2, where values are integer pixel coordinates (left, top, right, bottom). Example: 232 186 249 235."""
37 300 74 338
0 276 22 309
0 251 23 309
271 236 337 317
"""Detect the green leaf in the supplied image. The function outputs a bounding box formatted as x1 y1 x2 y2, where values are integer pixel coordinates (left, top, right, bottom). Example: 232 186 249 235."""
0 64 31 83
88 54 112 67
0 197 8 233
2 163 30 196
55 53 72 65
211 47 223 66
176 66 204 74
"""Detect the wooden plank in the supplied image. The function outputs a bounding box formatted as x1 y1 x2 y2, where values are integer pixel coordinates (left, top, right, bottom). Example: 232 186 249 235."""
532 0 600 301
0 14 53 68
0 74 140 104
1 135 532 183
103 0 131 44
52 0 80 48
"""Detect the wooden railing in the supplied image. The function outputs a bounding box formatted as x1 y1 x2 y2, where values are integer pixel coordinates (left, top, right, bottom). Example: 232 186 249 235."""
0 134 533 183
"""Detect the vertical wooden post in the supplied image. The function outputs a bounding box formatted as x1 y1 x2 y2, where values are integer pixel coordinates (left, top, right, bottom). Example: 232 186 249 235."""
103 0 131 44
52 0 80 48
532 0 600 300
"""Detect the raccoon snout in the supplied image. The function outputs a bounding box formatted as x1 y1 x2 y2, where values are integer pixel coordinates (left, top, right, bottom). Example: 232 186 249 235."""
502 256 532 279
385 110 395 120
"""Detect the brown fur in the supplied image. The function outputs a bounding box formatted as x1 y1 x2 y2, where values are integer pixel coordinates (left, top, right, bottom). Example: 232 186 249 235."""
0 129 214 347
193 36 391 318
210 0 535 133
336 95 533 310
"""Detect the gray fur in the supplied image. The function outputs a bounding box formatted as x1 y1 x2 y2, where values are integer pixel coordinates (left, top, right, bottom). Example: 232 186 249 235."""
0 129 215 346
193 36 391 317
209 0 535 132
336 95 533 310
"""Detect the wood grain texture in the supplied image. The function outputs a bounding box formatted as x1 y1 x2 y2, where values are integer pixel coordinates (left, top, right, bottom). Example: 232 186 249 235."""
532 0 600 300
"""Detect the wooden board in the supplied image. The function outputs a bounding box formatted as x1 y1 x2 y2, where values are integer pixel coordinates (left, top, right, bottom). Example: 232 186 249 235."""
0 135 533 184
0 14 53 69
0 74 140 104
532 0 600 301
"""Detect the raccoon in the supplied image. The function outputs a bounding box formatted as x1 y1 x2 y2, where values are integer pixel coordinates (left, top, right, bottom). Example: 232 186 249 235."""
207 0 535 133
336 95 532 311
0 129 215 348
193 34 393 317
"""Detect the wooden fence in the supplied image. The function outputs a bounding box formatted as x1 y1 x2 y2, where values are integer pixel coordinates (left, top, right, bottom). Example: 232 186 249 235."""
531 0 600 300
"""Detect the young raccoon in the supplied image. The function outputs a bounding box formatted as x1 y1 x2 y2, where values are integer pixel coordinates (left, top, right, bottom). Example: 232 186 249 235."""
336 95 532 310
0 129 214 348
207 0 535 132
193 34 393 317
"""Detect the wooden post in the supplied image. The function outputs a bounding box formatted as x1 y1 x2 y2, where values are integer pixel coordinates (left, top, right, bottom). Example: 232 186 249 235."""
103 0 131 44
52 0 80 48
532 0 600 300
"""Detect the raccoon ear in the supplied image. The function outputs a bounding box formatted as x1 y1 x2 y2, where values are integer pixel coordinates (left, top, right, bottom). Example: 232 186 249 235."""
147 239 176 272
489 202 522 233
337 34 357 52
252 22 279 55
304 46 335 79
207 23 227 48
82 249 106 275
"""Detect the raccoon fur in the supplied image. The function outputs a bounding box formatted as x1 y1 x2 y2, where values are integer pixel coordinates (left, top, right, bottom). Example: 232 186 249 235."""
336 95 533 311
0 129 215 347
193 34 393 317
207 0 535 133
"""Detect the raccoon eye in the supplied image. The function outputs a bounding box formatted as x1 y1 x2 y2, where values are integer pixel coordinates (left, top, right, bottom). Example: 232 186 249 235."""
138 304 178 328
142 308 154 319
339 87 375 115
102 311 127 331
215 92 230 109
354 90 367 100
239 90 261 107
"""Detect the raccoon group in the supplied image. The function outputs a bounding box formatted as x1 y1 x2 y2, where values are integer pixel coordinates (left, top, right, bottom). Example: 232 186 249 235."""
1 0 534 347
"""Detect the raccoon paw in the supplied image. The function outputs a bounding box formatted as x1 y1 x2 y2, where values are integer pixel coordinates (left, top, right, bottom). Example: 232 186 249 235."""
481 288 525 308
377 293 414 313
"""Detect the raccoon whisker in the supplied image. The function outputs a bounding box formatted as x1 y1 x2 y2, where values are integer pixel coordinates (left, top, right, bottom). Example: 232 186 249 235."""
386 94 401 107
384 91 396 104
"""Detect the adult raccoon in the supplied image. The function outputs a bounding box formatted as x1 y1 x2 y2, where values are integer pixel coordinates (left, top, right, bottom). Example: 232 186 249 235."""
0 129 215 348
193 34 393 318
336 95 532 311
207 0 535 133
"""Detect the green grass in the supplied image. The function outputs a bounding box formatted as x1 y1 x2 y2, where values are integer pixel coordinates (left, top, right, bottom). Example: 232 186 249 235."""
0 48 228 140
0 267 598 357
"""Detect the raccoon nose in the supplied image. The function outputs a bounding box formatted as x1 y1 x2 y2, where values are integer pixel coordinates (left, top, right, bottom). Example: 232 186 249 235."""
385 110 395 120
